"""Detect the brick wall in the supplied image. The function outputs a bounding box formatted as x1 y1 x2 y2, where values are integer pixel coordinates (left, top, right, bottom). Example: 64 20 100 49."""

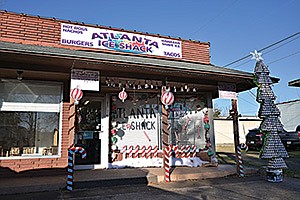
0 102 73 172
0 10 211 172
0 10 210 64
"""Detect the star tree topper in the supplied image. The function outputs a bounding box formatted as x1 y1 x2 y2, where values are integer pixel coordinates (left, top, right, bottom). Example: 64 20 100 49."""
250 50 263 61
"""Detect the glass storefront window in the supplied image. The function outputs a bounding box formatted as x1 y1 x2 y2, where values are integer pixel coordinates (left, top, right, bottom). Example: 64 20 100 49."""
110 93 160 152
168 95 208 148
0 79 62 158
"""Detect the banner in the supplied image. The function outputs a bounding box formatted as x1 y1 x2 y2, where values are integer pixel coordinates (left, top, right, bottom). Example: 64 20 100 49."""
61 23 182 59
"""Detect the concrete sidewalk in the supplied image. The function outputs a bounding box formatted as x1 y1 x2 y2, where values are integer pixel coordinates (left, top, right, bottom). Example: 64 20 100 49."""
0 164 258 195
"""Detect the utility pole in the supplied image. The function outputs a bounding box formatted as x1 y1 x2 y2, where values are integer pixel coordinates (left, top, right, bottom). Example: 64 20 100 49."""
230 99 241 175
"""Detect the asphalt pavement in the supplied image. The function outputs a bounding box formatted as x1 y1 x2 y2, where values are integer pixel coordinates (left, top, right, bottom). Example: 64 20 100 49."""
2 173 300 200
3 149 299 198
0 164 258 196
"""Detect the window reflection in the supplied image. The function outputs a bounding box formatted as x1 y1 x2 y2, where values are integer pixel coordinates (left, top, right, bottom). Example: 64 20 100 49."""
0 112 59 157
0 80 62 157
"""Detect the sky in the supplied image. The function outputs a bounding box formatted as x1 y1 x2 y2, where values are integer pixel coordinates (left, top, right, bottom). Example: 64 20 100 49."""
1 0 299 116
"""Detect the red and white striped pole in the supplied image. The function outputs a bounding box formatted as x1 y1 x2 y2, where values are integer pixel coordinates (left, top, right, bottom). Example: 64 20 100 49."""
164 146 171 182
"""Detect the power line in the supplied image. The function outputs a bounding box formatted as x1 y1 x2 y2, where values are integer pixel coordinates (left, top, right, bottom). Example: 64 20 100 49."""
234 0 296 34
259 32 299 52
223 32 300 68
223 54 251 68
190 0 238 38
238 96 258 107
231 59 252 69
267 50 300 65
263 36 299 55
230 36 299 69
247 90 256 100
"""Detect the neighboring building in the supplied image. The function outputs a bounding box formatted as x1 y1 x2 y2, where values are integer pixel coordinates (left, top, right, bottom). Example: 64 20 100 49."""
275 78 300 131
0 11 256 172
288 78 300 87
214 116 261 147
277 99 300 131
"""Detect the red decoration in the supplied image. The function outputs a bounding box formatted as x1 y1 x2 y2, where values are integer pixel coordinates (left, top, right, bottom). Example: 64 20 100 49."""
70 87 83 105
118 88 128 102
161 90 174 109
110 128 117 135
204 116 209 123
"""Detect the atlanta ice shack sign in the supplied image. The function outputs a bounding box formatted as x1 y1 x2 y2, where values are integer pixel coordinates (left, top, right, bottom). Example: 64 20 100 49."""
61 23 182 59
71 69 100 91
218 82 237 99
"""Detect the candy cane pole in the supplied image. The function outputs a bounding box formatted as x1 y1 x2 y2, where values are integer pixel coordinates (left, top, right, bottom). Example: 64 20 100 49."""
67 146 86 191
161 88 170 182
237 145 245 177
164 146 171 182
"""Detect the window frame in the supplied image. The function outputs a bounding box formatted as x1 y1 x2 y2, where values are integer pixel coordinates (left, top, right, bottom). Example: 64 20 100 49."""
0 79 63 160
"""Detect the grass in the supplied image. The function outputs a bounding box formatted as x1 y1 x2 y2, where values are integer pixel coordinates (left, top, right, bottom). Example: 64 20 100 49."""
216 145 300 178
216 145 236 165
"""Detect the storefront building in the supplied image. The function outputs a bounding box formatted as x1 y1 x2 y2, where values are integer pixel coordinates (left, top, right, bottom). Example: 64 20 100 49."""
0 11 255 172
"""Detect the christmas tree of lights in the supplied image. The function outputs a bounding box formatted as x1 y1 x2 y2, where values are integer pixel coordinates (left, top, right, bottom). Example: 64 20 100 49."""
252 50 288 182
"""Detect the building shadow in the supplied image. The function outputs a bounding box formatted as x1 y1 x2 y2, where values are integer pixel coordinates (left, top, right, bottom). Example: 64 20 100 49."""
0 166 67 178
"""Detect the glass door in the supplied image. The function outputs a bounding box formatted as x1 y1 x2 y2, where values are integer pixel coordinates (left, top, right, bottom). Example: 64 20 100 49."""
74 99 102 165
